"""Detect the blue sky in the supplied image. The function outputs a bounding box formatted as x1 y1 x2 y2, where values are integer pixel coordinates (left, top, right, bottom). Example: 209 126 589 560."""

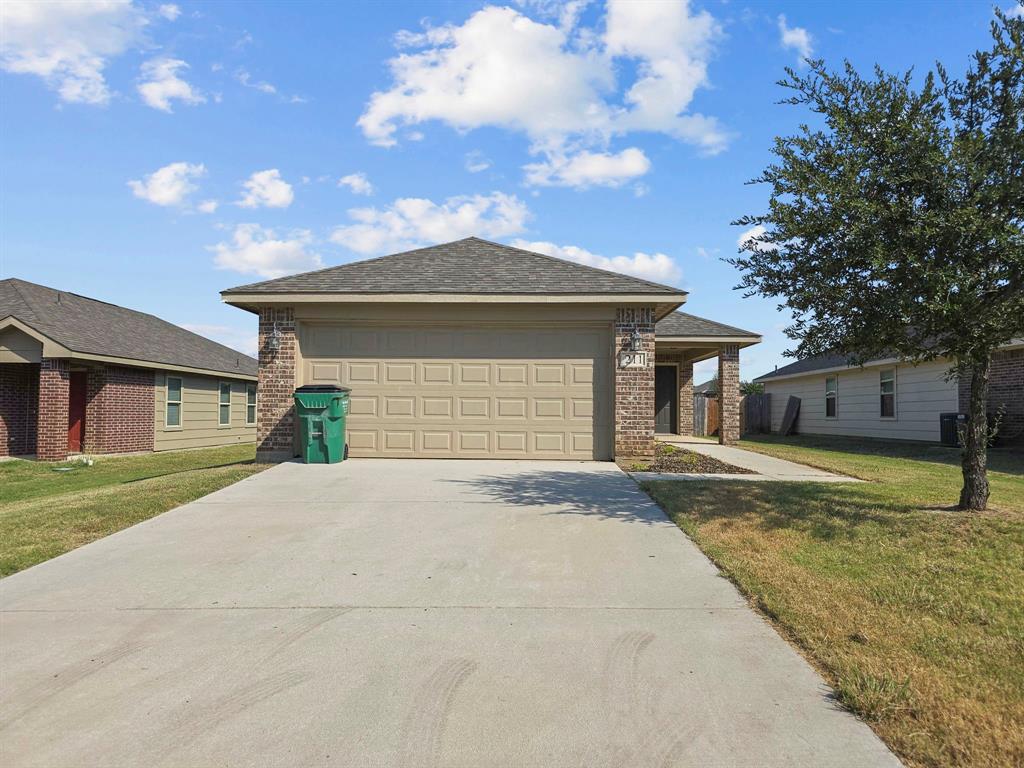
0 0 1010 382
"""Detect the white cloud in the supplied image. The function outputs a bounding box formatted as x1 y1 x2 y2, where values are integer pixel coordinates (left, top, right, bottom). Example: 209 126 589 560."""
235 68 276 94
158 4 181 21
209 224 321 278
778 15 813 62
523 147 650 188
737 224 777 252
0 0 147 105
330 192 529 256
180 324 257 357
511 239 681 284
358 1 727 183
137 57 205 112
197 199 219 214
127 161 205 207
465 150 491 173
338 172 374 195
1005 4 1024 18
237 169 294 208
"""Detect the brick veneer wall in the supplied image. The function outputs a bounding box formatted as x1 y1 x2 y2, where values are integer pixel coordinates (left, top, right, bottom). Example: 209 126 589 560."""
37 358 70 461
84 365 155 453
718 344 740 445
256 307 297 462
678 359 694 436
615 307 656 458
0 363 39 456
959 348 1024 445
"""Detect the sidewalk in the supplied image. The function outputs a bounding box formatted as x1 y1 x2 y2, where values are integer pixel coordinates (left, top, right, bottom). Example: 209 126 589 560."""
633 435 862 482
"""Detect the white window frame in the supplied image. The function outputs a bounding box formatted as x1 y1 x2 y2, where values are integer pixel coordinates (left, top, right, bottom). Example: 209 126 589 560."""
246 383 257 426
165 376 183 429
824 375 838 419
218 381 232 427
879 368 897 419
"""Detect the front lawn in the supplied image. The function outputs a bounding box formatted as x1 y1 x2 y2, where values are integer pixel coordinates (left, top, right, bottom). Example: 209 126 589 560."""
641 436 1024 768
0 445 265 577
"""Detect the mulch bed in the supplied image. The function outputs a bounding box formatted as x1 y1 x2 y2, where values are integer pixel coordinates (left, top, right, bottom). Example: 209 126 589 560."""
618 443 756 475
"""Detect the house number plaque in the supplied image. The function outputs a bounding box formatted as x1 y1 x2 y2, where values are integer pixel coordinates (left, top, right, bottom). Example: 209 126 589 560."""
618 350 648 369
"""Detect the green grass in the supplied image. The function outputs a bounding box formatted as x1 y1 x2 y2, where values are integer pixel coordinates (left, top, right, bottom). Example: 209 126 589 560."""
0 445 265 577
641 435 1024 768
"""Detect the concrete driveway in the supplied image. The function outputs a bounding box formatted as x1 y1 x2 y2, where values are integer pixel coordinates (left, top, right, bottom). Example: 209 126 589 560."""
0 459 899 767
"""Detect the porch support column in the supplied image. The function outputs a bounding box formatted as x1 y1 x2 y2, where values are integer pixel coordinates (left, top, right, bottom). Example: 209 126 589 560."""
37 358 70 461
256 307 297 463
718 343 740 445
614 307 656 458
678 357 694 436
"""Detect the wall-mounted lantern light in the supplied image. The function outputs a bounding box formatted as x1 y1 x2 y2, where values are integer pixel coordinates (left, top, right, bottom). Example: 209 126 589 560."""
267 322 282 351
629 328 643 352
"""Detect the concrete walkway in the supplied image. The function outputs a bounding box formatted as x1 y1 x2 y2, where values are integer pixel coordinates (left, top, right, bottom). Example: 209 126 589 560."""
1 459 896 767
643 435 861 482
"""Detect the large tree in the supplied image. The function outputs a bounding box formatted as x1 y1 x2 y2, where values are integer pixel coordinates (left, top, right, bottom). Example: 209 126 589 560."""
732 8 1023 510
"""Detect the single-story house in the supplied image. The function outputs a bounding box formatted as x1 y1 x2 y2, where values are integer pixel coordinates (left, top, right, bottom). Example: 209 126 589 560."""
1 278 258 461
753 343 1024 444
222 237 760 462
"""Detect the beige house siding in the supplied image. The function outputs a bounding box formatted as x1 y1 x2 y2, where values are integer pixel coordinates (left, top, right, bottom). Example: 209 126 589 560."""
764 358 958 442
0 326 43 364
154 371 256 451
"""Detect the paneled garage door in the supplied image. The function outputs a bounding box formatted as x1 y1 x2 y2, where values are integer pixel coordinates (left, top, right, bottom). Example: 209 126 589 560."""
299 323 611 459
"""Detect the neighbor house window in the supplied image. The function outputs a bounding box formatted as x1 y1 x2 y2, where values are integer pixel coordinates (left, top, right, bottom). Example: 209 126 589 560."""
166 376 182 428
219 382 232 426
246 383 257 425
825 375 838 418
880 368 896 418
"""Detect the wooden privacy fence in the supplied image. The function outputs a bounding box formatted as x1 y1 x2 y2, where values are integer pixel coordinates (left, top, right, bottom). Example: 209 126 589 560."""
741 393 771 435
693 393 771 436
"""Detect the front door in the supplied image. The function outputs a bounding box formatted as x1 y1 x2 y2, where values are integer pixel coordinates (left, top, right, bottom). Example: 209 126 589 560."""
655 365 677 434
68 371 87 453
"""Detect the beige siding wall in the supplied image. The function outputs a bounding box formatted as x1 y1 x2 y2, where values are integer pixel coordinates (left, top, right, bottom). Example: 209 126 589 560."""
0 327 42 363
154 371 256 451
764 359 958 442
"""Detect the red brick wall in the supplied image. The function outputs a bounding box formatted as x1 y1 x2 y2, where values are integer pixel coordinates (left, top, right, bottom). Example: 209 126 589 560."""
614 307 656 458
678 359 694 436
0 363 38 456
718 344 740 445
256 307 297 462
37 358 70 461
83 365 155 453
960 348 1024 445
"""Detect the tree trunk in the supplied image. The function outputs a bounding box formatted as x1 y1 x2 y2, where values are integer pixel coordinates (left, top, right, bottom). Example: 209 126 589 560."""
959 359 991 511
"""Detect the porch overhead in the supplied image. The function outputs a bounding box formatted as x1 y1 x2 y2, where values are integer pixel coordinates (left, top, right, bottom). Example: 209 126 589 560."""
654 311 761 360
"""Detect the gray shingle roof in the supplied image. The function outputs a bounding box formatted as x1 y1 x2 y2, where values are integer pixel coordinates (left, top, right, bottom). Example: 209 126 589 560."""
1 279 257 377
754 353 856 381
222 237 687 296
655 311 759 338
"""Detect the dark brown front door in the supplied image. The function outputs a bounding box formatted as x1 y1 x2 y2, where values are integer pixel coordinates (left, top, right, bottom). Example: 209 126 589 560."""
655 365 678 434
68 371 87 453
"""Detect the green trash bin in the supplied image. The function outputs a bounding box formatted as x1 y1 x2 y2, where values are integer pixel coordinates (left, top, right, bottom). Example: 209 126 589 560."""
293 385 350 464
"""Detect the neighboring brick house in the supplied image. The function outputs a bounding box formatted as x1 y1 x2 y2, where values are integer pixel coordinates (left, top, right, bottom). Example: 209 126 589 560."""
1 279 258 461
754 342 1024 445
221 237 761 462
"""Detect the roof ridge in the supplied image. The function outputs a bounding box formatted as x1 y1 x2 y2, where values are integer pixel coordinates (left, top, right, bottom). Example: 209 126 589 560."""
222 239 477 294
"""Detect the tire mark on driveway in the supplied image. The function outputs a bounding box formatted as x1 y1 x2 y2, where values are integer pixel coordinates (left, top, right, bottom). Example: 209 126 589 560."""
398 657 477 768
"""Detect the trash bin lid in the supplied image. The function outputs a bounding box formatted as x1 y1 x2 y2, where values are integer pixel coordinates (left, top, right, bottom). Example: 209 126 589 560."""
295 384 351 393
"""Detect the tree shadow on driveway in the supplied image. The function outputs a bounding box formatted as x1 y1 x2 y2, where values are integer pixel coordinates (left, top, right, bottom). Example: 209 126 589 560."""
446 468 670 525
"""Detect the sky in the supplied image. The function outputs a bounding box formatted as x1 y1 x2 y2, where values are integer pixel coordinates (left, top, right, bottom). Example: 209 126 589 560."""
0 0 1013 382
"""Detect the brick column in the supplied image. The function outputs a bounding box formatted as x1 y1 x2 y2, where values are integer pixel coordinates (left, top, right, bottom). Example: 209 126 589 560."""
718 344 740 445
257 307 297 462
37 358 70 461
614 307 656 458
678 357 694 436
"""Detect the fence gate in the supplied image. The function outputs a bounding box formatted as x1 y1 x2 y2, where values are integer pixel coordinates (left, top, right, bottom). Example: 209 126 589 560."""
742 393 771 435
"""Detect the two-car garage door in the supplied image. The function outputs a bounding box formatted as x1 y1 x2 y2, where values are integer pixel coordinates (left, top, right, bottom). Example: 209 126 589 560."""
299 323 611 459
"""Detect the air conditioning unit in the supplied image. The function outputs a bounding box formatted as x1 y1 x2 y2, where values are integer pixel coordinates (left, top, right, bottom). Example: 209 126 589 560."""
939 412 965 447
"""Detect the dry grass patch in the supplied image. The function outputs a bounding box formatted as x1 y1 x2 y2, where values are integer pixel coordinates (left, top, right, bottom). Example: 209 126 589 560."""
641 437 1023 768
